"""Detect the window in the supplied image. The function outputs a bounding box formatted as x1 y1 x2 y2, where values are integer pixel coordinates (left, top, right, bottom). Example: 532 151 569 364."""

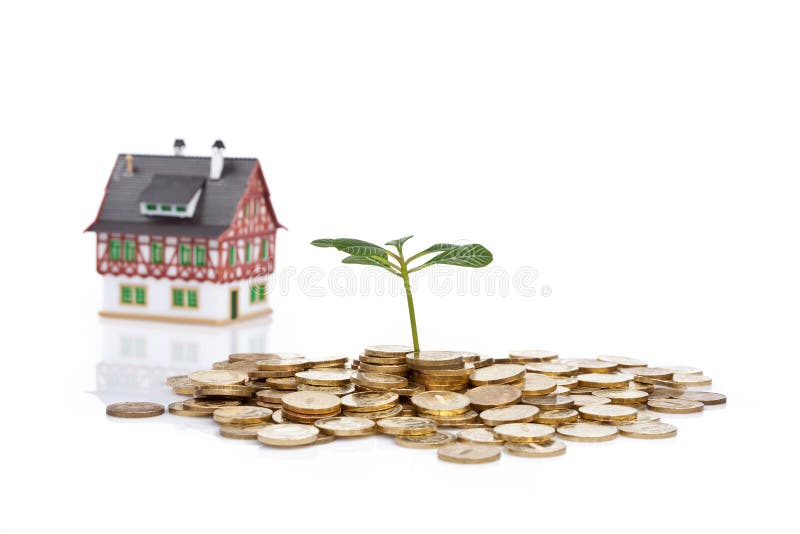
160 204 172 212
250 282 266 303
261 239 269 260
152 242 163 264
172 288 199 309
243 202 249 217
179 244 191 265
245 242 252 263
146 204 156 211
176 206 187 213
194 245 206 266
120 285 146 306
124 240 136 262
109 239 121 261
228 245 236 266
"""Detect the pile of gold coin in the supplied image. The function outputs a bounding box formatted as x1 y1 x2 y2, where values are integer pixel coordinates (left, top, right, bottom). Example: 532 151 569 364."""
112 348 725 463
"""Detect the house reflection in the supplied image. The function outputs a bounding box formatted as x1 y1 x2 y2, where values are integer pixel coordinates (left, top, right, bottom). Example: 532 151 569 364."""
95 317 271 401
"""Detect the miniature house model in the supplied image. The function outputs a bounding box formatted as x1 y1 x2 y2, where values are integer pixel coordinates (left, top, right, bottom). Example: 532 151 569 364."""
86 140 282 325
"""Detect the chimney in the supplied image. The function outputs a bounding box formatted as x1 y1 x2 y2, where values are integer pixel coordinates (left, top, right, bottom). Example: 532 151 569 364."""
173 138 186 156
210 139 225 180
125 154 134 176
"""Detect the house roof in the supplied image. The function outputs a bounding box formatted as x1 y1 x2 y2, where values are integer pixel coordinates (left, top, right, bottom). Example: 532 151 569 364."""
139 174 206 205
86 154 282 238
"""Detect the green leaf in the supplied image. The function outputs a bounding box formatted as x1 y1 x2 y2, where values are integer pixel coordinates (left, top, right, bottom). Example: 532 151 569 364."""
385 235 414 251
416 244 493 269
342 255 398 274
311 238 388 258
406 243 459 263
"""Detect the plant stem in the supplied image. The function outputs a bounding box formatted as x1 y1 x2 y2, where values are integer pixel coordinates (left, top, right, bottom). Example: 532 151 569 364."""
399 255 420 352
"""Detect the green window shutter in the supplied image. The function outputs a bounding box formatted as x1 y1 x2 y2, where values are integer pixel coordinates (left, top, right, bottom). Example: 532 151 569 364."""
134 287 146 305
110 239 121 261
176 206 187 213
172 288 184 307
195 245 206 266
249 285 256 303
146 204 156 211
121 286 132 303
179 244 191 265
124 240 136 262
259 283 266 301
229 245 236 266
246 243 251 263
152 243 163 264
187 290 198 308
160 204 172 212
261 239 269 260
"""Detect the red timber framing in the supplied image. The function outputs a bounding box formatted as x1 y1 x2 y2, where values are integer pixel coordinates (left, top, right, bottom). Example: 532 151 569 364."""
95 162 279 283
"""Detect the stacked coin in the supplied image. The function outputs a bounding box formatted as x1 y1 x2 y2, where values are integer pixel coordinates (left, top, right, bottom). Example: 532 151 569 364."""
407 351 475 391
410 391 479 427
280 391 342 424
341 391 403 419
295 369 355 396
356 345 413 376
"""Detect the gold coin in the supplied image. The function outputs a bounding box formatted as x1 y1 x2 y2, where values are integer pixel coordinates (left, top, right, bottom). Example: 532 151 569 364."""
360 354 407 365
257 357 309 372
405 351 467 367
271 410 284 424
257 424 319 446
480 404 540 426
626 367 673 380
673 391 726 405
343 404 404 420
570 395 612 408
627 381 655 393
189 370 248 387
466 385 522 410
579 404 638 423
255 389 293 404
504 439 567 458
631 411 660 424
265 377 298 390
493 422 555 443
283 406 340 424
457 427 505 445
166 375 186 386
307 356 349 368
377 416 437 436
256 401 282 410
414 367 474 378
521 395 575 411
219 423 269 440
228 352 281 363
314 416 376 436
364 345 415 357
631 376 687 389
597 355 648 368
182 398 242 414
572 359 619 373
470 364 526 386
411 391 471 416
314 433 337 445
469 357 495 369
227 361 260 373
526 373 577 389
536 409 579 425
520 374 558 396
618 421 677 439
593 389 649 405
250 369 297 379
106 401 165 418
194 384 252 398
425 410 480 427
296 383 356 395
357 362 410 375
508 350 559 363
341 391 399 412
282 391 341 415
213 406 274 425
395 432 456 449
294 369 352 386
351 372 409 389
557 422 618 442
167 401 209 417
576 373 633 388
671 374 712 387
524 362 579 377
647 398 704 414
437 443 501 464
661 365 703 375
171 376 197 396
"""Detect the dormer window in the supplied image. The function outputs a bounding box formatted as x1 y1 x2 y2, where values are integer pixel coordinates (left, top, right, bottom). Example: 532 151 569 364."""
138 174 205 219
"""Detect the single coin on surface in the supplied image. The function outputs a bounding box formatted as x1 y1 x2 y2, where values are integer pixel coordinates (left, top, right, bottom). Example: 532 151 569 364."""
480 404 540 426
107 402 164 419
504 439 567 458
470 364 526 386
647 398 704 414
395 432 456 449
493 422 555 443
437 443 501 464
673 391 727 405
579 404 638 423
592 389 649 405
457 427 505 445
257 424 319 446
520 374 558 396
671 374 712 387
314 416 376 436
213 406 273 425
466 384 522 409
557 422 618 442
535 409 579 425
377 416 437 436
219 423 269 440
618 421 677 439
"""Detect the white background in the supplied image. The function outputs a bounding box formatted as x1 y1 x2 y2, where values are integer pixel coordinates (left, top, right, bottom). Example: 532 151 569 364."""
2 1 798 531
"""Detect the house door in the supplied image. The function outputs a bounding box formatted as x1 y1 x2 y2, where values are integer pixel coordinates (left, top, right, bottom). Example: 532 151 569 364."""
230 289 239 320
